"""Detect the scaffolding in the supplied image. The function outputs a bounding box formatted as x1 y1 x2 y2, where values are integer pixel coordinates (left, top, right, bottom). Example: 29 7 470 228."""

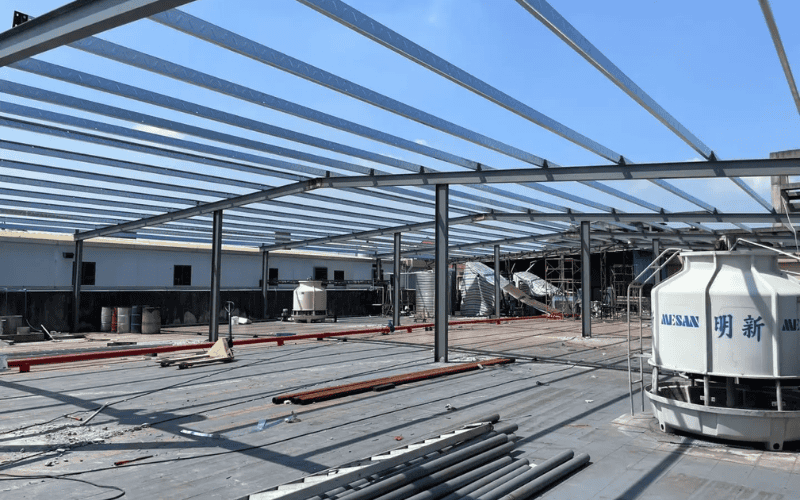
545 256 581 315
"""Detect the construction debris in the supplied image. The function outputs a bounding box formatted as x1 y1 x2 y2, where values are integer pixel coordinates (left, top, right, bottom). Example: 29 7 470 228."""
157 338 233 369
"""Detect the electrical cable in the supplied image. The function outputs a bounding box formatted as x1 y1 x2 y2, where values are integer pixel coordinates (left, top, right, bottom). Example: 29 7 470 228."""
0 473 125 499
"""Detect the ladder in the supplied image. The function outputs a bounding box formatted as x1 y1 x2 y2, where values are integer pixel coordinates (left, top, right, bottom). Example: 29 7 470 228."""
627 248 682 415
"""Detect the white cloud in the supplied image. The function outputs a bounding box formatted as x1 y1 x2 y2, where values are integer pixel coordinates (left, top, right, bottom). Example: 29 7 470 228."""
414 139 429 146
133 124 185 139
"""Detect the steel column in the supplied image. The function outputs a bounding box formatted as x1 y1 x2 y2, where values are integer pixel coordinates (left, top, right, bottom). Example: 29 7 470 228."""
652 239 661 285
434 184 449 362
209 210 223 342
494 245 501 319
261 250 269 319
581 221 591 338
71 237 83 333
394 232 401 327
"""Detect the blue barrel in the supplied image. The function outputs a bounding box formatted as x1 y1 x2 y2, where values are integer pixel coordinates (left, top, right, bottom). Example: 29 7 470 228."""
131 305 142 334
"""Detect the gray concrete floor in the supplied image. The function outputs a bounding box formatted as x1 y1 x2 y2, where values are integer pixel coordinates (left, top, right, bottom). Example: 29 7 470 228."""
0 317 796 499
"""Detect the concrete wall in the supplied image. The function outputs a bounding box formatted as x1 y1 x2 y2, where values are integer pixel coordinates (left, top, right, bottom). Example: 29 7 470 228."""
0 238 372 289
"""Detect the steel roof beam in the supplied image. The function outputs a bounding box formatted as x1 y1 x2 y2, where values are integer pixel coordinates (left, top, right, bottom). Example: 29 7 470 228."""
0 0 194 67
759 0 800 119
62 34 675 231
0 100 559 238
294 0 739 232
515 0 771 211
71 154 799 241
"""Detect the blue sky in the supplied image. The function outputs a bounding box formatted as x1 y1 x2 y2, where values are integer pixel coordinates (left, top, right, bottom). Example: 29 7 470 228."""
1 0 799 237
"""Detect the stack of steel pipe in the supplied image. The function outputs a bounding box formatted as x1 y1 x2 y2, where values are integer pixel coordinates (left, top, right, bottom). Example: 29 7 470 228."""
272 358 514 405
247 417 589 500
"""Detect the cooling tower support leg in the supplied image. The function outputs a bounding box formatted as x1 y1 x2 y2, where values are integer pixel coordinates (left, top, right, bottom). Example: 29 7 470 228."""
494 245 501 319
394 232 401 328
726 377 736 407
261 250 269 319
209 209 223 342
581 221 591 338
434 184 449 362
71 237 83 333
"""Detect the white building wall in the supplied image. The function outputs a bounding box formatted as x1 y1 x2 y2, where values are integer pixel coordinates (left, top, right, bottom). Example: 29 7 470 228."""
1 237 373 289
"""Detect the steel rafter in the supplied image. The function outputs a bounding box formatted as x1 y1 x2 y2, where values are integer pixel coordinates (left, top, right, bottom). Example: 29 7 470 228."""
0 0 195 67
291 1 755 230
71 156 799 241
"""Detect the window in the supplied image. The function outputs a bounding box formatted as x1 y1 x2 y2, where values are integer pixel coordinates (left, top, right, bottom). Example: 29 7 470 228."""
269 268 279 284
72 261 96 286
334 270 344 281
314 267 328 280
174 265 192 286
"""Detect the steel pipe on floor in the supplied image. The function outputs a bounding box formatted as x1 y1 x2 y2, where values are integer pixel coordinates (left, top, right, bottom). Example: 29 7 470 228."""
438 459 531 500
470 449 574 500
405 456 524 500
340 432 513 500
495 453 590 500
376 443 516 500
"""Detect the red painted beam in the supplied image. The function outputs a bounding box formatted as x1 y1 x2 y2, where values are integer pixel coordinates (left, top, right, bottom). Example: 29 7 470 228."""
273 358 514 405
8 315 545 372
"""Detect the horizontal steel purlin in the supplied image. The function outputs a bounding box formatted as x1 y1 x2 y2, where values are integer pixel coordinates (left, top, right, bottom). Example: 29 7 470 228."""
7 316 544 372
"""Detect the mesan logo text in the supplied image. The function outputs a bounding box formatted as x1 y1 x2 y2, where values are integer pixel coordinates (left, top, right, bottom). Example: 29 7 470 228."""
661 314 700 328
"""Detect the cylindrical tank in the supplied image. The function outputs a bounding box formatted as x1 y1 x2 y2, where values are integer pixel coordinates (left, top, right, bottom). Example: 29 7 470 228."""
100 307 113 332
292 280 327 322
651 250 800 378
142 307 161 334
130 305 142 334
116 306 131 334
415 271 435 319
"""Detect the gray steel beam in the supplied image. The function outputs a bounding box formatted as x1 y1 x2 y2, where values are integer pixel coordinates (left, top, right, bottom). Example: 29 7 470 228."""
0 102 546 240
298 0 621 162
71 237 83 333
72 157 800 241
581 221 591 338
290 1 745 225
394 232 401 328
0 0 194 67
759 0 800 118
514 0 711 158
516 0 771 212
262 251 269 319
494 245 501 319
209 210 223 342
57 34 677 229
151 9 544 166
434 184 449 362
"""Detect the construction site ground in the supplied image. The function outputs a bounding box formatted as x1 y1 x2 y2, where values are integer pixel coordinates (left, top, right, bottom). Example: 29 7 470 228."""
2 316 798 499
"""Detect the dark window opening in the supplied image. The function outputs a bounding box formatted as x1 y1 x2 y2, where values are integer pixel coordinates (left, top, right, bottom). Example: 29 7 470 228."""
269 268 279 285
72 261 96 286
314 267 328 280
174 265 192 286
334 270 345 281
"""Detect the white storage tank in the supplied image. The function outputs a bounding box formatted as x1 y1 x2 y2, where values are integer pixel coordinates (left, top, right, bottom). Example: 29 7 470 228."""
648 249 800 450
292 280 327 322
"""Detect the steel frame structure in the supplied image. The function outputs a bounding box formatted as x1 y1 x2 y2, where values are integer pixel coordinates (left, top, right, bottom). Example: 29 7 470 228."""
1 1 799 345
